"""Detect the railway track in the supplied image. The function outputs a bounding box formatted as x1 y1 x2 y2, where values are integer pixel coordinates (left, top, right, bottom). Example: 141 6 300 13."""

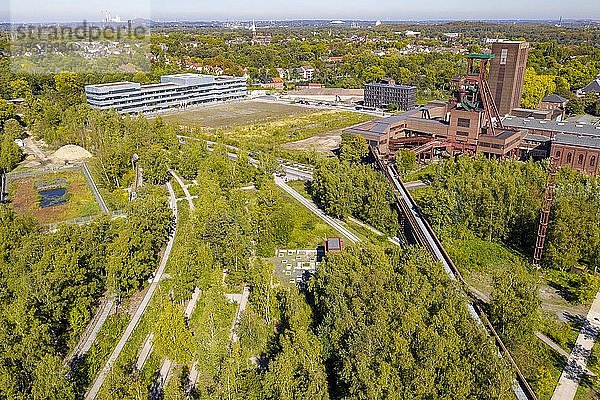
371 147 538 400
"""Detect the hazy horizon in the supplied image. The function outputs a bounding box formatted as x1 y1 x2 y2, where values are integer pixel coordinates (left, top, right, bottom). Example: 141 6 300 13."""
2 0 599 24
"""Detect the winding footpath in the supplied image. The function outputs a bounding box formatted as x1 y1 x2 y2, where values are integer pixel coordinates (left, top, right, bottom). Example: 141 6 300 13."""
169 169 195 211
85 182 179 400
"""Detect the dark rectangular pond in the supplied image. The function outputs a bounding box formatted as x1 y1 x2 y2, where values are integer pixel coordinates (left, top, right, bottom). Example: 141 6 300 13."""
39 188 68 208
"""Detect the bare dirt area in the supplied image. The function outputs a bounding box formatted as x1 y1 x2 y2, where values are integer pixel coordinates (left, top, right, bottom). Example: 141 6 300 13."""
281 128 343 153
49 145 93 165
158 100 313 129
539 284 589 318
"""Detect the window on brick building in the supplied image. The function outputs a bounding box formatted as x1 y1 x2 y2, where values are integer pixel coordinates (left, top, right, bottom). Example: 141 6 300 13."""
567 153 572 163
500 49 508 65
591 156 596 167
457 118 470 128
578 154 584 165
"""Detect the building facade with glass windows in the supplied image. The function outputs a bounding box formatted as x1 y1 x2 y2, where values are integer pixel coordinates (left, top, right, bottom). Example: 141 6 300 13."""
85 73 247 114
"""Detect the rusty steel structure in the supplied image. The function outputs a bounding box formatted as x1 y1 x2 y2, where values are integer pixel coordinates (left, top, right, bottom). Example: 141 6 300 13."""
410 53 513 163
533 157 559 269
461 53 506 135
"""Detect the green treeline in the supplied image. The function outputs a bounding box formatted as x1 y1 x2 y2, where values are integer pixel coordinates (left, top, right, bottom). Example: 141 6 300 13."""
311 157 398 234
310 134 399 234
311 245 514 399
416 155 600 272
0 103 23 173
0 186 172 398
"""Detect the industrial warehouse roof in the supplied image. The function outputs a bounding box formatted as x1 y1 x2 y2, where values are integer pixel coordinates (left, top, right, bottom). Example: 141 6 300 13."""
502 116 600 138
345 107 442 136
555 133 600 150
523 134 552 143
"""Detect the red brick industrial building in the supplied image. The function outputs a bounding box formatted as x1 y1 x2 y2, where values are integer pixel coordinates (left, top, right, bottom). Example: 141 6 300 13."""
345 41 600 176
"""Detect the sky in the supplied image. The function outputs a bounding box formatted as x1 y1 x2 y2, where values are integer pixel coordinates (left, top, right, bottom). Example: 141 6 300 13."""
2 0 599 23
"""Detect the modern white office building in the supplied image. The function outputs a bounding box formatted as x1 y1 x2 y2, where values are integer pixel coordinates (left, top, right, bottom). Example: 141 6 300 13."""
84 73 247 114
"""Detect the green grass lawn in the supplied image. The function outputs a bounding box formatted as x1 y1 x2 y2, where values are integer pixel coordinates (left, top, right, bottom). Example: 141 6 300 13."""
286 179 390 246
219 110 372 151
234 183 340 249
286 179 312 200
275 187 340 249
160 100 315 130
164 101 372 154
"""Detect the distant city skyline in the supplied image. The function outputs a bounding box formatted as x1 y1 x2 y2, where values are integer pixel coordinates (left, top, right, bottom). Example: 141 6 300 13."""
3 0 599 23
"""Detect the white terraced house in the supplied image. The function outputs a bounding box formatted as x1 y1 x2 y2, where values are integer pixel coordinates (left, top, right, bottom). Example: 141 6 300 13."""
84 73 247 114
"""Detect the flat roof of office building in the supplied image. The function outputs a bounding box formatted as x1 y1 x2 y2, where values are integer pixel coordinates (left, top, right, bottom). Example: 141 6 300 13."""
91 81 137 88
366 82 416 90
86 74 246 92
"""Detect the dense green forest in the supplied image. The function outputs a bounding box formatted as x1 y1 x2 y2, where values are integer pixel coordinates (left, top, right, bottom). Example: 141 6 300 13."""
414 155 600 275
0 186 172 398
98 151 518 399
307 133 398 234
311 245 514 399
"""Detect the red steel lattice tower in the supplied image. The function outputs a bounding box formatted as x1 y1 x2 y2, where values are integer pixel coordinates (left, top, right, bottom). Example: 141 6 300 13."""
533 157 558 269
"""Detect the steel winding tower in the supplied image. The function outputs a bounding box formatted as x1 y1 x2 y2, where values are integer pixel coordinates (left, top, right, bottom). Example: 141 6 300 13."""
459 53 506 135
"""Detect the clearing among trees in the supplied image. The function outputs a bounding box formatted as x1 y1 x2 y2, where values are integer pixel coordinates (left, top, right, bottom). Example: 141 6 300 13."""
159 100 313 129
7 168 102 224
281 129 343 154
